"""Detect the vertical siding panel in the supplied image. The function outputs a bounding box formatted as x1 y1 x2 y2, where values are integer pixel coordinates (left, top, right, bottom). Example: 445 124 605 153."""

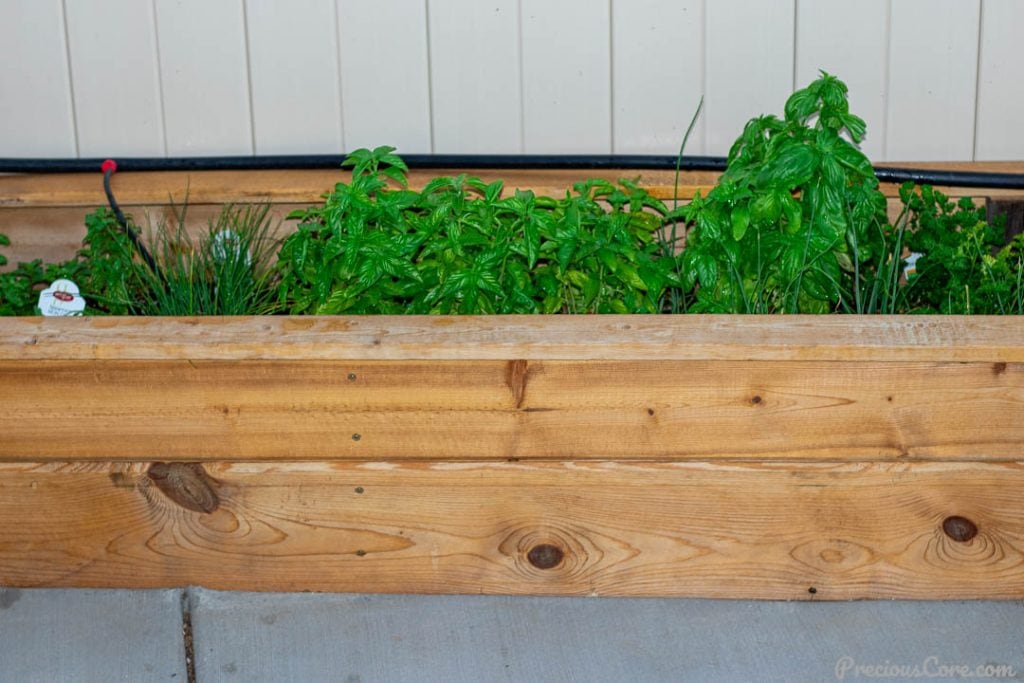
0 0 76 156
612 0 704 155
337 0 432 154
155 0 253 155
704 0 795 156
886 0 979 161
64 0 165 157
520 0 611 153
974 0 1024 161
246 0 343 155
795 0 888 161
427 0 521 153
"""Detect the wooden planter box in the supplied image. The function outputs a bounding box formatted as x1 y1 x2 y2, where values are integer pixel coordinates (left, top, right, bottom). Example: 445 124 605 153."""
1 315 1022 599
2 167 1023 599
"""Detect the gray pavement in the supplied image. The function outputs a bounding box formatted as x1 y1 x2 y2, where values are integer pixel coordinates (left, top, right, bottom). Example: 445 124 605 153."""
1 588 1022 682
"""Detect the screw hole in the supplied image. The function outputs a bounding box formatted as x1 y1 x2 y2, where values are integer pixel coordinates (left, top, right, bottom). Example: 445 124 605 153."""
347 373 357 381
352 434 361 442
808 587 817 595
354 487 364 494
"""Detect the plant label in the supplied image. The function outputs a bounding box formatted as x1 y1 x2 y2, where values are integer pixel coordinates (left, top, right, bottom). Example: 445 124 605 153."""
38 279 86 316
903 252 923 280
212 229 252 267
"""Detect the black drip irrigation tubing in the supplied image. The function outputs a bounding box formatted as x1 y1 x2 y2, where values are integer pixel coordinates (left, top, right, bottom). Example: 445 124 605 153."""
2 154 1024 190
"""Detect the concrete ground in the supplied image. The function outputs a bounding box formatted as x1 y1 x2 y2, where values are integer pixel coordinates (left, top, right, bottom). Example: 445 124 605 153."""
0 589 1021 682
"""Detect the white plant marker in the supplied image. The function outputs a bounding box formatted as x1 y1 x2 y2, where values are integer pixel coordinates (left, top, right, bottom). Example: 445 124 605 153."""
211 229 251 267
38 279 86 316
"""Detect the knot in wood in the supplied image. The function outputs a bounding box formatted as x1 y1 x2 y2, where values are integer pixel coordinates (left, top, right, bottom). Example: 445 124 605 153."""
148 462 220 514
527 544 565 570
942 515 978 543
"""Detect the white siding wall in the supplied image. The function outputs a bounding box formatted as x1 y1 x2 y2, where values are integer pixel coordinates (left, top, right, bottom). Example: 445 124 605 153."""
0 0 1020 161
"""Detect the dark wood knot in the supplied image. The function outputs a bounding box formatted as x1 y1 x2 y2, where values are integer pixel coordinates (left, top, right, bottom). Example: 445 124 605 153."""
527 544 565 570
148 462 220 514
942 515 978 543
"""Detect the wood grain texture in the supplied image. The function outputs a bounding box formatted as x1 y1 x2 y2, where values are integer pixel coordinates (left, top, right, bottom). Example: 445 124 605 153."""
4 164 1022 210
1 460 1022 598
1 357 1021 462
2 316 1024 362
0 168 711 208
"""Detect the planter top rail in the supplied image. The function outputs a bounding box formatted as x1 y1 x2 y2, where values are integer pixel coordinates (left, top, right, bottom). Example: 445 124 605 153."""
1 315 1022 362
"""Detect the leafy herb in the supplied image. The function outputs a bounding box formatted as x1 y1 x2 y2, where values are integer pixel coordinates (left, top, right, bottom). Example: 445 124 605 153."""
899 184 1010 314
276 145 682 314
677 72 890 313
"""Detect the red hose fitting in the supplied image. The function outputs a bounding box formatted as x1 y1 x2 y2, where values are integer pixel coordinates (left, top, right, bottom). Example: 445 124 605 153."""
101 159 117 174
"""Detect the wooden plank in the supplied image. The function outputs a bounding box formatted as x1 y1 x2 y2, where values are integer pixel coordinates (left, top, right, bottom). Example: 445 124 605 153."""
3 316 1023 362
704 0 795 156
4 163 1021 209
611 0 705 155
1 357 1022 461
154 0 253 155
520 0 612 153
974 0 1024 161
0 168 711 208
63 0 165 157
1 459 1022 598
886 0 980 161
0 204 301 273
427 0 522 153
795 0 889 160
0 0 77 156
0 207 93 270
245 0 343 155
337 0 432 154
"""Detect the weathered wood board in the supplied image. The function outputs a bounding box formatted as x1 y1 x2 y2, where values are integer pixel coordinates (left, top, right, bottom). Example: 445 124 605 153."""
0 315 1022 598
1 460 1021 599
1 357 1022 462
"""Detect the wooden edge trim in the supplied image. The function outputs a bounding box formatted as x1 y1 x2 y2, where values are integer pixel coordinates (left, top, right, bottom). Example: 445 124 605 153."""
1 315 1023 362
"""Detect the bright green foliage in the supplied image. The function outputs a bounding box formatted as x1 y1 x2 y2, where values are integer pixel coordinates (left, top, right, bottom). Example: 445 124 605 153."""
678 72 890 313
0 205 280 316
134 203 281 315
276 145 682 314
0 209 137 315
898 184 1016 314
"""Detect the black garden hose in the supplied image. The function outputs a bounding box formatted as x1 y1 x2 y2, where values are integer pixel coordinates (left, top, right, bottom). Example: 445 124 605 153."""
100 159 160 278
2 154 1023 190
